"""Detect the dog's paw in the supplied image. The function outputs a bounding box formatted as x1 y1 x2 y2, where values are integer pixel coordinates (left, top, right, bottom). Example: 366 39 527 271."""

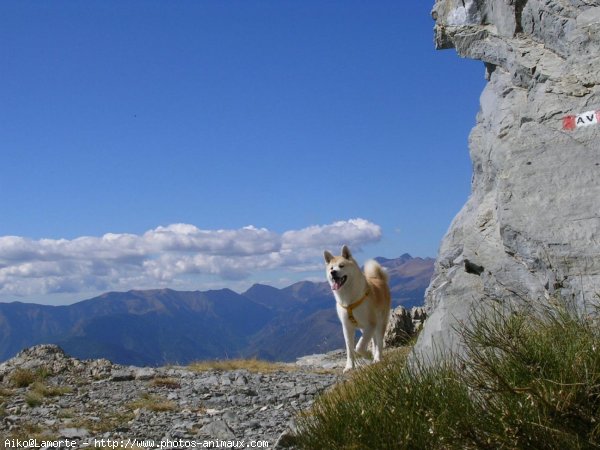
343 366 353 373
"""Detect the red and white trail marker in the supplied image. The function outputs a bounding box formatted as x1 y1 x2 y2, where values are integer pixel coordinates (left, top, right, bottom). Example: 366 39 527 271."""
563 110 600 130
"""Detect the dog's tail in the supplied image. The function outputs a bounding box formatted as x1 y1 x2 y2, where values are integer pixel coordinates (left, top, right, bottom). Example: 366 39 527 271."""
364 259 388 282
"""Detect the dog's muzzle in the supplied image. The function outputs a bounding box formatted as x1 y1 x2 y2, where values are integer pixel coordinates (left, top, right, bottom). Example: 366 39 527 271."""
330 271 347 290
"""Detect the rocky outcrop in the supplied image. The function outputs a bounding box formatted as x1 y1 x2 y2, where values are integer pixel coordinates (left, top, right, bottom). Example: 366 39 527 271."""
415 0 600 361
0 345 340 448
295 349 348 371
384 306 428 347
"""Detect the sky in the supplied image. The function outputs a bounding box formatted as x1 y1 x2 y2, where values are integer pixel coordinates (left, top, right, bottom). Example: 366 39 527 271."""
0 1 487 305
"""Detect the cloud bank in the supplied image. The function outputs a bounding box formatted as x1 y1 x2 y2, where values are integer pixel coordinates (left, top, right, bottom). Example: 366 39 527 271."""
0 218 381 298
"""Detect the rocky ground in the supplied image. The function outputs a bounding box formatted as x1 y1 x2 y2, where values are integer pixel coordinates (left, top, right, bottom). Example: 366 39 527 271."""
0 307 426 449
0 308 421 448
0 345 350 449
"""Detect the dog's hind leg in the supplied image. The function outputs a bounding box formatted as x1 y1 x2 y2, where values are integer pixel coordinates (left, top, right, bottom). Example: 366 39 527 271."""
355 327 374 359
372 324 385 363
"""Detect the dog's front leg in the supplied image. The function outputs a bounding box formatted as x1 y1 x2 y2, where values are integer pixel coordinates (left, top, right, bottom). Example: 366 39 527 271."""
341 319 356 373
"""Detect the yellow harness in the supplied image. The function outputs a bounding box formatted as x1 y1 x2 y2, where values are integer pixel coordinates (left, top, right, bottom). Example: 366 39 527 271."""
340 288 370 326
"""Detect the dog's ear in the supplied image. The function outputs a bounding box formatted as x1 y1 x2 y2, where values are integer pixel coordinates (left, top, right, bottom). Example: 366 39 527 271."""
341 245 352 260
324 250 334 263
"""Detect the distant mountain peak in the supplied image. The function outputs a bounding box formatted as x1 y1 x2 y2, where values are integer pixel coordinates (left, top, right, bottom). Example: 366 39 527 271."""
0 254 434 365
377 253 415 261
244 283 281 294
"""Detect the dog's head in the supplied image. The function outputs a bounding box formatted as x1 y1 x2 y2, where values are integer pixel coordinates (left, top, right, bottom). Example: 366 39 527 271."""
323 245 361 291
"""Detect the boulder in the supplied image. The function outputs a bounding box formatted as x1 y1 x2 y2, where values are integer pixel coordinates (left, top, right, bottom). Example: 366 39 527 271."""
384 306 428 347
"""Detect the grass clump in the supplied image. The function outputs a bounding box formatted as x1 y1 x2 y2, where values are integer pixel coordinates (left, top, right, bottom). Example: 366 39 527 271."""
25 390 44 407
23 382 72 407
8 369 38 388
0 387 11 417
5 421 57 441
296 351 477 449
0 387 13 398
129 392 176 412
13 383 73 411
70 410 135 434
30 381 72 398
57 407 76 419
150 377 181 389
296 298 600 449
8 367 52 388
189 358 292 373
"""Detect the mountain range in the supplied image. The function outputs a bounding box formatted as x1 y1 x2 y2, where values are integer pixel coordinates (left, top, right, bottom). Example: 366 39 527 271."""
0 254 433 365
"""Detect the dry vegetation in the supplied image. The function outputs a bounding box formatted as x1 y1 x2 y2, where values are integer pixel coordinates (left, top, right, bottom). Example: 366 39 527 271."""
149 376 181 389
128 392 176 412
189 358 294 373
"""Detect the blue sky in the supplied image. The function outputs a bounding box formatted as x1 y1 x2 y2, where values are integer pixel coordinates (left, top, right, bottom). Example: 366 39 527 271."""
0 1 486 304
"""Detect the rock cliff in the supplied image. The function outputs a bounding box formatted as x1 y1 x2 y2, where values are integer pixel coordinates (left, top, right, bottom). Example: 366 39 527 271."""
415 0 600 360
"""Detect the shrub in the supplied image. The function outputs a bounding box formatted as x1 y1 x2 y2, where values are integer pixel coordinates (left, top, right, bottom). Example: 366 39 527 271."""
295 298 600 449
459 299 600 448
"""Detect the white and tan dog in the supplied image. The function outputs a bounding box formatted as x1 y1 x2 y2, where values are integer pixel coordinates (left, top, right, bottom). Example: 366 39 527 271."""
324 245 391 372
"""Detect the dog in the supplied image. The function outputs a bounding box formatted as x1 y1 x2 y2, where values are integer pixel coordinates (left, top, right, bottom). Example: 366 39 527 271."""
324 245 391 372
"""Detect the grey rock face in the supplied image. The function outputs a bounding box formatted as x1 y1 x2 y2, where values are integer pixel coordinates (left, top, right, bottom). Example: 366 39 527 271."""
416 0 600 361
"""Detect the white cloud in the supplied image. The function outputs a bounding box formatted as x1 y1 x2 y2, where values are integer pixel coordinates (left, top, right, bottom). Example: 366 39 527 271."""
0 218 382 298
143 224 281 255
282 218 382 251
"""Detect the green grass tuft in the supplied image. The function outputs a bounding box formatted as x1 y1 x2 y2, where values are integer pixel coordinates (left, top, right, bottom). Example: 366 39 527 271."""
296 297 600 449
